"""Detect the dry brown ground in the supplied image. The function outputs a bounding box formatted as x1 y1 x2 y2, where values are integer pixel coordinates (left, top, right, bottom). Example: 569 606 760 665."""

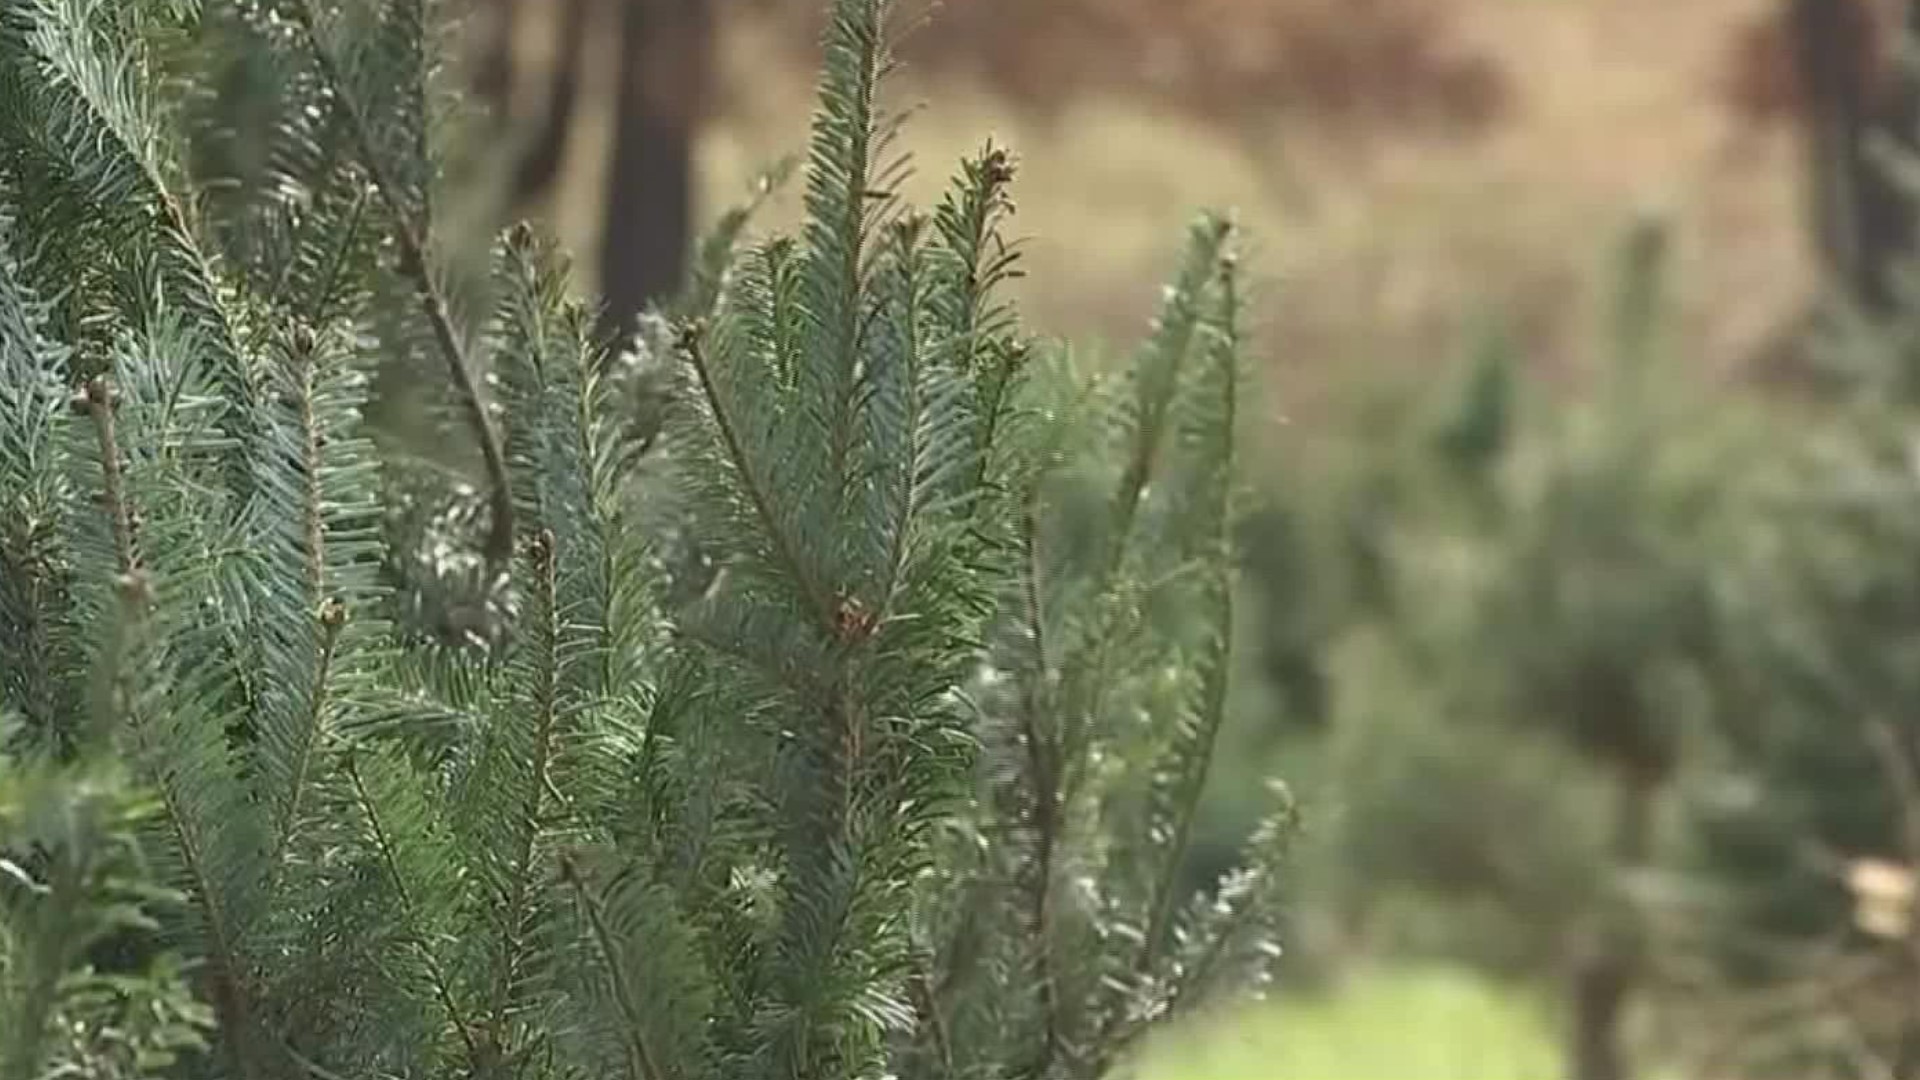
516 0 1813 423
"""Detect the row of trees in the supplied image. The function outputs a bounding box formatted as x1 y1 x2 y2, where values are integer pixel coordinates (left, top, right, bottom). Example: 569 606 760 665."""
1232 191 1920 1080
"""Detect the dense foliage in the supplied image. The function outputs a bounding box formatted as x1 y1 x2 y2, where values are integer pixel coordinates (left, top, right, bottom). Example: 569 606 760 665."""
0 1 1285 1078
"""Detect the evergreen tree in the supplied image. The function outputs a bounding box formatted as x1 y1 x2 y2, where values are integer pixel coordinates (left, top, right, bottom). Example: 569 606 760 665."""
0 0 1286 1077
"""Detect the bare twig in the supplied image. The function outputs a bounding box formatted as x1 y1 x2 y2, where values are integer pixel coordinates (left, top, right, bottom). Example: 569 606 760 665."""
77 377 134 574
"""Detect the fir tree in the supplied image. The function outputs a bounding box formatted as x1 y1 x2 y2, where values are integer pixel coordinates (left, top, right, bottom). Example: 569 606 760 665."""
0 1 1288 1078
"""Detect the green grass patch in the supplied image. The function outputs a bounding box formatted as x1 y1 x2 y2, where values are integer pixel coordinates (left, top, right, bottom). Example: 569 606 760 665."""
1136 964 1560 1080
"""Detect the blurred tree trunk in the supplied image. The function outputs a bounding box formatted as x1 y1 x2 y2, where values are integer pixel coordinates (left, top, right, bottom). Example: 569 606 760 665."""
1567 766 1657 1080
509 0 595 209
598 0 712 345
474 0 519 123
1789 0 1920 319
1568 953 1630 1080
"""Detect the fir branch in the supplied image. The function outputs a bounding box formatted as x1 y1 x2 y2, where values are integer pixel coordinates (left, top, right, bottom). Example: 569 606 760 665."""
262 336 347 866
1174 807 1291 1006
247 320 386 936
0 243 76 740
101 570 261 1080
267 598 344 867
877 218 929 615
0 3 263 564
0 0 252 397
286 0 516 584
769 238 806 389
1099 801 1291 1076
931 145 1020 371
581 365 664 696
1104 217 1234 583
341 750 484 1073
1135 251 1242 978
1063 219 1235 783
1016 500 1064 1077
261 184 375 329
930 144 1025 492
64 323 275 1071
559 853 670 1080
678 321 837 631
674 611 831 703
484 527 562 1046
802 0 890 491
